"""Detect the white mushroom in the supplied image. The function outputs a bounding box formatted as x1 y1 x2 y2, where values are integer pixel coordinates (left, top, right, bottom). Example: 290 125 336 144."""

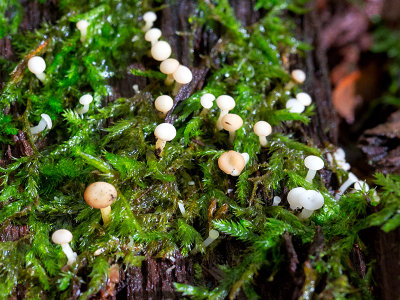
160 58 180 85
52 229 77 266
253 121 272 147
178 200 186 217
221 113 243 144
298 190 324 220
287 187 306 210
155 95 174 116
84 182 118 225
291 69 306 84
200 93 216 115
27 56 46 82
154 123 176 156
30 113 52 135
296 92 312 106
76 94 93 114
142 11 157 32
272 196 281 206
335 172 359 200
203 229 219 247
354 180 370 192
151 41 172 61
215 95 235 130
327 148 351 171
304 155 324 183
145 28 162 46
76 20 89 42
241 153 249 165
286 99 305 113
172 65 192 96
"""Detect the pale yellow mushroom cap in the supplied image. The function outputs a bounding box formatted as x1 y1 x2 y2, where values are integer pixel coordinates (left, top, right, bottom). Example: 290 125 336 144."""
253 121 272 137
200 93 216 109
143 11 157 23
145 28 162 43
154 123 176 141
216 95 235 111
286 99 305 113
218 151 246 176
155 95 174 113
151 41 172 61
160 58 180 75
52 229 73 245
84 182 118 209
28 56 46 74
221 114 243 132
296 92 312 106
291 69 306 84
76 20 89 31
173 65 193 84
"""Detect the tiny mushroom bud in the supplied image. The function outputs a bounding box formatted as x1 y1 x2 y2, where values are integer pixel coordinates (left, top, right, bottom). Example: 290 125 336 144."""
253 121 272 147
291 69 306 84
28 56 46 82
203 229 219 247
160 58 180 85
76 94 93 114
296 92 312 106
76 20 89 42
84 182 118 225
287 187 306 210
218 150 246 177
151 41 172 61
155 95 173 116
221 113 243 144
304 155 324 183
335 172 358 200
272 196 281 206
200 93 216 115
145 28 162 46
172 65 193 96
286 98 305 113
142 11 157 32
30 113 52 135
52 229 77 266
154 123 176 156
216 95 235 130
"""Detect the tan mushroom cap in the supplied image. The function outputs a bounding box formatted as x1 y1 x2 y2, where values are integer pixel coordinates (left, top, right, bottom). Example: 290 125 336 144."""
173 65 193 84
253 121 272 137
155 95 173 113
151 41 172 61
160 58 180 75
218 151 246 176
84 182 118 209
52 229 73 245
291 69 306 84
221 114 243 131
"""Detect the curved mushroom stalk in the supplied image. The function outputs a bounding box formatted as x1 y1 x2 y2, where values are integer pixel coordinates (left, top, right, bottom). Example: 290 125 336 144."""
30 114 52 135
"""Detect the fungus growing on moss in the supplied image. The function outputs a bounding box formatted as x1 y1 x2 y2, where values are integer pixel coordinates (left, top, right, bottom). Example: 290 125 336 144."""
84 182 118 225
291 69 306 84
327 148 351 171
287 187 306 210
218 150 245 176
253 121 272 147
160 58 180 85
286 98 305 113
142 11 157 32
216 95 235 130
76 94 93 114
27 56 46 82
335 172 358 199
154 123 176 156
296 92 312 106
298 190 324 219
76 20 89 42
221 113 243 144
304 155 324 183
52 229 77 266
200 93 216 115
172 65 192 95
203 229 219 247
155 95 173 116
151 41 172 61
145 28 162 46
30 113 52 135
178 200 186 217
272 196 281 206
354 180 370 192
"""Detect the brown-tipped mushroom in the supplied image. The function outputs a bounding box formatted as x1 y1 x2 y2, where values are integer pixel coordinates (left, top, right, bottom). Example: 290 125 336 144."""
221 113 243 144
218 150 246 176
84 182 118 225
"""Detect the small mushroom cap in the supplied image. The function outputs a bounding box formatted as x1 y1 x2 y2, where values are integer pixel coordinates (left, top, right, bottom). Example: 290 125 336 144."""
76 20 89 30
354 180 370 191
52 229 73 245
84 182 118 209
160 58 180 75
287 187 306 208
218 150 246 177
299 190 324 210
241 153 249 164
154 123 176 141
291 69 306 84
151 41 172 61
304 155 324 171
145 28 162 42
28 56 46 74
79 94 93 105
173 65 193 84
253 121 272 137
286 99 305 113
40 113 52 129
216 95 235 111
209 229 219 239
200 93 215 109
155 95 174 113
143 11 157 22
296 92 312 106
221 114 243 132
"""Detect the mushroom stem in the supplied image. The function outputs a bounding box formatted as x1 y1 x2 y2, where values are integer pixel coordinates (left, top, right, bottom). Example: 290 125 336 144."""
80 28 87 42
30 119 47 135
284 81 295 90
100 206 112 225
259 136 268 147
335 172 358 199
216 110 228 131
203 229 219 247
165 74 174 86
178 201 186 217
76 104 89 114
155 139 167 155
228 131 236 144
299 209 313 220
172 83 183 96
61 244 77 265
35 72 46 82
200 108 210 116
305 170 316 183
